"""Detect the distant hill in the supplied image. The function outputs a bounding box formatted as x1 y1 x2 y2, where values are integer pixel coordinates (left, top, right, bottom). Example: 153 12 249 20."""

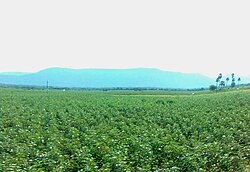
0 68 215 89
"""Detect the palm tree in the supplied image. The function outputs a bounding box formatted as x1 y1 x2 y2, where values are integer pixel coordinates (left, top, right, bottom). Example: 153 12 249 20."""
231 73 235 88
231 77 236 88
216 73 222 88
216 77 220 90
226 77 229 87
219 81 225 88
219 73 222 80
237 77 241 86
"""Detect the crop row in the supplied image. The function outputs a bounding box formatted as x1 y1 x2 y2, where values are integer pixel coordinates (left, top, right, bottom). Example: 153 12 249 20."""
0 89 249 171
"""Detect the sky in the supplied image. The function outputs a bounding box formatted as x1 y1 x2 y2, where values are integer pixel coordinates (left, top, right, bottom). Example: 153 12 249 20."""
0 0 249 78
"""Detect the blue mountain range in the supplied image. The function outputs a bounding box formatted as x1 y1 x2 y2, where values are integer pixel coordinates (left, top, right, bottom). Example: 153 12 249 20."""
0 68 218 89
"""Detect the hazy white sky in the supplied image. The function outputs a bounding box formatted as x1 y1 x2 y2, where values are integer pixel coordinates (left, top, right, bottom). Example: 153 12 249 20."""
0 0 249 77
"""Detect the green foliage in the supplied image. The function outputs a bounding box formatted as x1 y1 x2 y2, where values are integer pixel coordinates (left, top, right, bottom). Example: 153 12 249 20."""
209 85 217 91
0 88 249 171
231 82 236 88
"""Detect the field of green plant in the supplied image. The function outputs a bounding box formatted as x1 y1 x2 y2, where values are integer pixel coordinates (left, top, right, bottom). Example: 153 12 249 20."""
0 88 249 171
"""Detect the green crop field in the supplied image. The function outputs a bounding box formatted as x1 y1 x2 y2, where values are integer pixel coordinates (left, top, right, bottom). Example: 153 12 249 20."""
0 88 249 171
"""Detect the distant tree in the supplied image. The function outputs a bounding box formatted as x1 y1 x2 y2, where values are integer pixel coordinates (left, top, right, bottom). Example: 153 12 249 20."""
237 77 241 86
209 85 217 91
231 73 235 79
219 81 225 88
216 77 220 89
219 73 222 79
213 73 241 90
231 78 236 88
215 73 222 90
231 82 236 88
226 77 229 87
231 73 235 88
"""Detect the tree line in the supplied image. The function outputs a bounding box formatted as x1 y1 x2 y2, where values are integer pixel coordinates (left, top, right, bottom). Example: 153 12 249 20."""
210 73 241 91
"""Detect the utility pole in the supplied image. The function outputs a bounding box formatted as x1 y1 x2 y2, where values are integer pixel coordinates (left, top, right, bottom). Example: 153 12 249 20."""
46 80 49 89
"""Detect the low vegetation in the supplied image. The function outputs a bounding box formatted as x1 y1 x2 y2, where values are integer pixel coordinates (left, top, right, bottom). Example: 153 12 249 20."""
0 88 249 171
